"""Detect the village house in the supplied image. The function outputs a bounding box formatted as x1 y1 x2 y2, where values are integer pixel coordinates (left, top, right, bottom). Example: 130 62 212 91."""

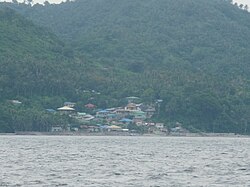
119 118 133 125
155 123 164 129
170 126 188 134
115 109 130 117
135 121 145 126
144 107 156 118
57 106 75 115
146 123 168 134
107 125 123 132
125 103 139 111
51 126 63 132
64 102 76 108
74 112 95 123
96 110 110 118
90 126 101 132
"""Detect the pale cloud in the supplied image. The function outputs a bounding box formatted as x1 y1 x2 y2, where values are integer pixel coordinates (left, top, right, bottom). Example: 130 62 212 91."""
35 0 67 3
0 0 66 4
1 0 249 7
234 0 250 6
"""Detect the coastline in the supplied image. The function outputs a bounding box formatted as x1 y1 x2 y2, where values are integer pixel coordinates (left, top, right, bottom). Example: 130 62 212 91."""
0 132 249 138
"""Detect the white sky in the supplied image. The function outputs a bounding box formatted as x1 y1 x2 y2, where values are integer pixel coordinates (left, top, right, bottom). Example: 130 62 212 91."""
34 0 66 3
234 0 250 6
0 0 249 7
0 0 67 4
0 0 249 6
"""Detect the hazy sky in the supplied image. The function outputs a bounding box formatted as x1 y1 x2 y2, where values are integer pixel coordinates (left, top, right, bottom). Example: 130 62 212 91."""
1 0 67 4
0 0 250 6
234 0 250 6
1 0 249 6
34 0 66 3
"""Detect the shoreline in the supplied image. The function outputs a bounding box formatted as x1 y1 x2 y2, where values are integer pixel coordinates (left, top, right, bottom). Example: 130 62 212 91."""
0 132 249 138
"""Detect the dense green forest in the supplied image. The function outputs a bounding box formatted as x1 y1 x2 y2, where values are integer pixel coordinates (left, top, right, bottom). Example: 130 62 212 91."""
0 0 250 134
0 8 79 132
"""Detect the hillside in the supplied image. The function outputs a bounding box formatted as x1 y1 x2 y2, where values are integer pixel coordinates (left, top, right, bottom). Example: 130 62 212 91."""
0 8 91 132
5 0 250 72
0 7 113 99
0 8 136 133
0 8 75 98
1 0 250 133
0 8 71 132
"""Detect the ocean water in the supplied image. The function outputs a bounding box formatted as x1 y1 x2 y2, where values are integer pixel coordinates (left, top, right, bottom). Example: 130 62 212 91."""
0 135 249 187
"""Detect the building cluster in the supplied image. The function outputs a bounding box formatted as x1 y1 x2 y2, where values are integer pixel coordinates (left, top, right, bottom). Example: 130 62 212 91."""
49 98 169 135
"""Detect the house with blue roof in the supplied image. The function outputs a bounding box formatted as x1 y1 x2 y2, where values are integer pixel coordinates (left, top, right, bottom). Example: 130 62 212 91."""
96 109 110 118
119 118 133 124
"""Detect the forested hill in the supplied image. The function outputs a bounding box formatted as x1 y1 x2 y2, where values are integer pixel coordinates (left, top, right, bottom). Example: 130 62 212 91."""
3 0 250 72
0 0 250 133
0 7 119 104
0 8 75 99
0 8 112 132
0 8 71 132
